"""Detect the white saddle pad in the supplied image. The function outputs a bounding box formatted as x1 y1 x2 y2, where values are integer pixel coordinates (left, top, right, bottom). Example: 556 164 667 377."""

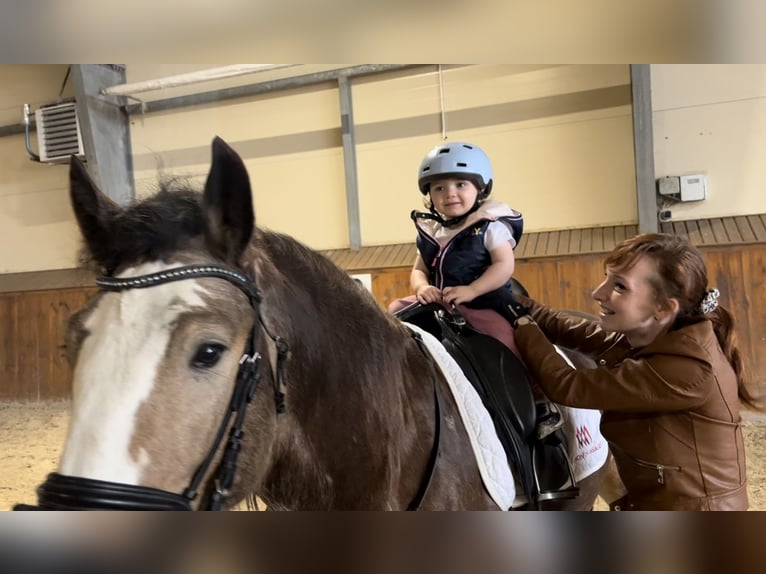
553 347 609 481
404 323 608 510
405 322 517 510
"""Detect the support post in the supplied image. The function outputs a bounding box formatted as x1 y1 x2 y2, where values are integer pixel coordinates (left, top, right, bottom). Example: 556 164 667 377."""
71 65 134 206
338 74 362 251
631 64 658 233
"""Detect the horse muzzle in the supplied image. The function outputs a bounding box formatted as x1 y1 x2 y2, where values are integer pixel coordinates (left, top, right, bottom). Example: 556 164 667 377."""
13 472 193 511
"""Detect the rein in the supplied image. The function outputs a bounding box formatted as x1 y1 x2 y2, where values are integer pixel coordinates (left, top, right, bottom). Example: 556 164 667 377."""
15 264 288 511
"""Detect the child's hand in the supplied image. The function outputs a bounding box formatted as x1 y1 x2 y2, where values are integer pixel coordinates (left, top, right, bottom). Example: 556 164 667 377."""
442 285 477 306
415 285 443 304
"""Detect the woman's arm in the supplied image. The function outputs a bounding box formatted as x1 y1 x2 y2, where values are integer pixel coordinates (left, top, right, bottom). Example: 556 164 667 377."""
518 296 623 356
514 323 713 412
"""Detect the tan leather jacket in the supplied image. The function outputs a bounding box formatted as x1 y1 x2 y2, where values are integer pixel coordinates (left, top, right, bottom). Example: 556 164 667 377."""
514 301 748 511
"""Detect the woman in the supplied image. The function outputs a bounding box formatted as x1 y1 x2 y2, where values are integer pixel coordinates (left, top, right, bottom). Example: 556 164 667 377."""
506 233 761 510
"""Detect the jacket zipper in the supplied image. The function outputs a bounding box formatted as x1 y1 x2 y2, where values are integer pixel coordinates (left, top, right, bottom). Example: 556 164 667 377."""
415 220 458 291
624 453 682 485
436 241 456 291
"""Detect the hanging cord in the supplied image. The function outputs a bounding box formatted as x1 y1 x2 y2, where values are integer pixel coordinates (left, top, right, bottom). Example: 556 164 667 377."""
58 66 71 99
438 64 448 141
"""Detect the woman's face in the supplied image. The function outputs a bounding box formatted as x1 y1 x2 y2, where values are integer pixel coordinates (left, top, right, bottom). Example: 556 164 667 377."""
591 255 670 347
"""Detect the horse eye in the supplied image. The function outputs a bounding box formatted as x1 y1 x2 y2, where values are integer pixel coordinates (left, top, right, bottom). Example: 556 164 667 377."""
191 343 227 369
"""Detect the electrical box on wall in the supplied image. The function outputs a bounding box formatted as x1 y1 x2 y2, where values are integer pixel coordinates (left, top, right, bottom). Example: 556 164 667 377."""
657 176 681 197
679 174 707 202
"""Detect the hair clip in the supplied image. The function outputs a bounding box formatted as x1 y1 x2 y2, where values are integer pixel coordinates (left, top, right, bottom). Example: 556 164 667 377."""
699 288 720 315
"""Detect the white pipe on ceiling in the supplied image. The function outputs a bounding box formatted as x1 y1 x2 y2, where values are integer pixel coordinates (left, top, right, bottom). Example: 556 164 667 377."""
100 64 300 96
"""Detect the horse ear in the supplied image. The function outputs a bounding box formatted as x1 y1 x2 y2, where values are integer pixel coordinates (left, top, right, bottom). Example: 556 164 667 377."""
203 137 255 263
69 156 122 266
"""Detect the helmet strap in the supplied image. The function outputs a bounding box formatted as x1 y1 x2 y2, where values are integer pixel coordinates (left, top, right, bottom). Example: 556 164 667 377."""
425 198 481 228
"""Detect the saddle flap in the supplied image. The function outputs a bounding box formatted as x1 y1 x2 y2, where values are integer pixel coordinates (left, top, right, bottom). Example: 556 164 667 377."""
397 304 538 499
442 328 536 439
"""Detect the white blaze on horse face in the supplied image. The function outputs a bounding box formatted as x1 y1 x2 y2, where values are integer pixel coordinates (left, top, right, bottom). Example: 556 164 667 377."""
59 261 210 484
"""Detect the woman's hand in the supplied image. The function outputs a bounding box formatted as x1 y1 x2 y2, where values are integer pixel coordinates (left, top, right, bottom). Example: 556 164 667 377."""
442 285 478 306
415 284 443 304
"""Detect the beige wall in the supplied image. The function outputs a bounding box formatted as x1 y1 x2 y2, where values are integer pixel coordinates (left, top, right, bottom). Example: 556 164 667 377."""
129 80 349 250
127 64 637 250
356 65 636 244
0 65 80 273
5 64 765 276
652 64 766 221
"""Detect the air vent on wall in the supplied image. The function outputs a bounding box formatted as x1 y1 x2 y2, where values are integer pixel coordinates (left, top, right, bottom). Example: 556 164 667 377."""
34 102 84 163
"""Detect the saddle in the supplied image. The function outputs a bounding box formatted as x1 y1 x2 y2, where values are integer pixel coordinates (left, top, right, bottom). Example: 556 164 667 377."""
395 302 579 508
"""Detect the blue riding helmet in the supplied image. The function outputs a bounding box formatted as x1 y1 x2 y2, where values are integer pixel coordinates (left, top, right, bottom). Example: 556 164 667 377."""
417 141 494 196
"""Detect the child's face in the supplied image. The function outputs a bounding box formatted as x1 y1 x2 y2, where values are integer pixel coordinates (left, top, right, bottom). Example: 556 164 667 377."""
428 178 480 219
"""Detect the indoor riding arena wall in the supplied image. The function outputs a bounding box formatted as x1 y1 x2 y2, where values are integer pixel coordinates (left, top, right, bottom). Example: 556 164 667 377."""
1 244 763 402
1 245 765 512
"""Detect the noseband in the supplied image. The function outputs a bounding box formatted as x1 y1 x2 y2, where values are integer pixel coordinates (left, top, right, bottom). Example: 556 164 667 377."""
15 264 288 511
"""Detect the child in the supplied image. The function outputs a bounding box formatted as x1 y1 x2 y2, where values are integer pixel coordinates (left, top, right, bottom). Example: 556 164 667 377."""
389 141 524 355
390 141 569 493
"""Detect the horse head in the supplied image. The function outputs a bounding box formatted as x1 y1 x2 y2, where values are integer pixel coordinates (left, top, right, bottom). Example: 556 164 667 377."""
25 138 282 510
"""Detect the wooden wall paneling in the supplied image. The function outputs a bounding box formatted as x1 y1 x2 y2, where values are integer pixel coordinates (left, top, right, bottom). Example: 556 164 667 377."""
568 228 582 254
747 215 766 239
546 231 561 257
0 294 19 400
17 294 40 401
573 256 603 314
37 292 55 400
711 250 751 372
614 225 626 244
698 219 715 243
513 260 539 299
372 267 411 311
521 232 539 258
735 217 756 243
710 218 728 243
740 247 766 386
602 226 614 252
686 220 702 245
596 227 608 252
522 259 544 298
3 244 765 401
723 218 742 242
558 230 571 255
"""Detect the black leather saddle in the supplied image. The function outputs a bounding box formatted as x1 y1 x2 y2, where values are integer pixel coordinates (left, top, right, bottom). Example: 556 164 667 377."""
395 299 578 508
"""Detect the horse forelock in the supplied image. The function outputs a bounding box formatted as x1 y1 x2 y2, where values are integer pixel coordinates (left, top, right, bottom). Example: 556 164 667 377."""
81 185 208 274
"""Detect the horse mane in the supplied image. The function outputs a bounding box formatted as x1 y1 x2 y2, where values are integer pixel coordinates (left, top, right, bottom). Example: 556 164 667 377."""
79 180 207 273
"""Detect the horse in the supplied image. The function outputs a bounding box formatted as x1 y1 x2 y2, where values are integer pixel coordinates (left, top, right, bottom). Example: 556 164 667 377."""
15 137 609 510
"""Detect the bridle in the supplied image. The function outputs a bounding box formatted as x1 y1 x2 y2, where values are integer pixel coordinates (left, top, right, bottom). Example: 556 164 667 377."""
14 263 289 511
